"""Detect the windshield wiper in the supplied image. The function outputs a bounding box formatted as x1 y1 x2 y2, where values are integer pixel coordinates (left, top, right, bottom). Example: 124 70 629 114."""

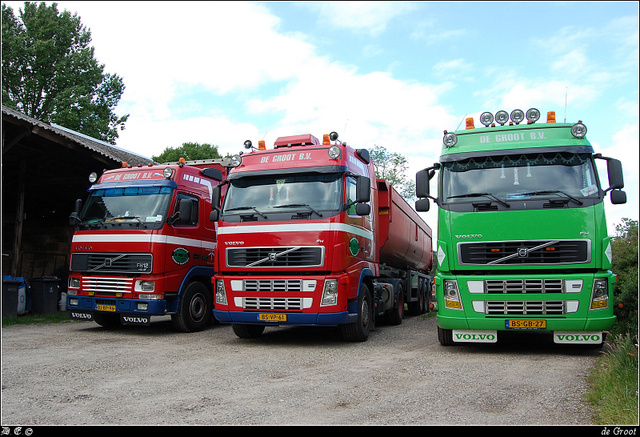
225 206 267 218
516 190 583 205
447 192 510 208
273 203 323 218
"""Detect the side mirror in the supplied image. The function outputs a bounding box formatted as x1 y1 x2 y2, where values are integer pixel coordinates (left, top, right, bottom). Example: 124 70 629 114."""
610 189 627 205
416 163 439 199
355 203 371 216
415 198 431 212
69 198 83 225
200 168 223 181
356 176 370 202
607 159 624 191
210 185 222 222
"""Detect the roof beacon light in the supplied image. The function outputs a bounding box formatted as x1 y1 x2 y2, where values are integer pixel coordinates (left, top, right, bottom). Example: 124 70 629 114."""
443 131 458 148
510 109 525 125
526 108 540 124
495 110 509 126
258 140 266 150
178 157 186 167
480 112 494 127
465 117 475 129
547 111 556 123
571 121 587 138
323 134 331 145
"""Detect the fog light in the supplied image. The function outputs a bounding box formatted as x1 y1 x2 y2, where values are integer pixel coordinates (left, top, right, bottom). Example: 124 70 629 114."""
69 298 79 306
321 279 338 306
137 302 149 311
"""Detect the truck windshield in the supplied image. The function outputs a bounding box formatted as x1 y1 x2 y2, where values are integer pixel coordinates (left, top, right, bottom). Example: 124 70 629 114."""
223 173 343 218
80 186 173 226
442 152 600 206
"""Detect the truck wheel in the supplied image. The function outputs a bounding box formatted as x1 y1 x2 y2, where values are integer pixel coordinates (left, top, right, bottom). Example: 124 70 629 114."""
232 324 265 339
437 326 454 346
340 283 372 342
171 281 212 333
386 283 404 325
93 312 121 329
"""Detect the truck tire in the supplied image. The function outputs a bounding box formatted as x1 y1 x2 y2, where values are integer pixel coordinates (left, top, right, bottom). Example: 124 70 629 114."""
171 281 212 333
93 312 121 329
386 283 404 325
340 283 372 342
437 326 454 346
232 324 265 339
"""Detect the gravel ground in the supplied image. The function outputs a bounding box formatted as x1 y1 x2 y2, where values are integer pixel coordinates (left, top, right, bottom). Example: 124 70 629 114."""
1 313 600 426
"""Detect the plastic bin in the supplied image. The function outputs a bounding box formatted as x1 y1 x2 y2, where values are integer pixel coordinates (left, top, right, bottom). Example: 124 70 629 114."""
2 277 20 317
29 276 60 315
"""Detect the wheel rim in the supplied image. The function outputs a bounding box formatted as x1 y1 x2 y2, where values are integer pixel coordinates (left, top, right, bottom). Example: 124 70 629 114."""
362 297 370 329
189 293 206 322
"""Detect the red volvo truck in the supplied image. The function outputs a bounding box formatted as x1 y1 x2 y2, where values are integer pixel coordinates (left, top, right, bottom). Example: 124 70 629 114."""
210 132 433 341
67 158 233 332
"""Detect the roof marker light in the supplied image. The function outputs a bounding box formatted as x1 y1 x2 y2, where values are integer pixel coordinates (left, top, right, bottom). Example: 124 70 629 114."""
571 121 587 138
480 112 494 127
465 117 475 129
547 111 556 123
526 108 540 124
510 109 525 125
495 110 509 126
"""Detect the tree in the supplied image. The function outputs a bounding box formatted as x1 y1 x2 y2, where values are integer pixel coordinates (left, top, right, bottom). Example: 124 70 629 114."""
370 145 416 201
152 142 223 163
610 218 638 337
2 2 128 144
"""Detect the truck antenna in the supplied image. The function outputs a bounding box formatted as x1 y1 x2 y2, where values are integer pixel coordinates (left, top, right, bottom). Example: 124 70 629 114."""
455 114 467 131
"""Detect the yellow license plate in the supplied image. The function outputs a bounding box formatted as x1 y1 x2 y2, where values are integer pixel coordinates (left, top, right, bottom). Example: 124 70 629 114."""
506 319 546 329
97 304 116 312
258 313 287 322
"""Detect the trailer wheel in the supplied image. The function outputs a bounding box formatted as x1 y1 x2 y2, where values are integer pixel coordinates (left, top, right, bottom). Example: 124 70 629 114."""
232 324 265 339
93 312 121 329
172 281 212 332
340 283 372 342
437 326 454 346
386 283 404 325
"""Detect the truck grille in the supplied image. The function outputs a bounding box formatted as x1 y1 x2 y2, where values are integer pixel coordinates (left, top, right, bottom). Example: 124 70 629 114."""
484 279 564 294
241 297 307 311
71 253 153 274
458 240 590 265
485 300 565 315
82 277 134 293
226 246 324 268
244 279 304 292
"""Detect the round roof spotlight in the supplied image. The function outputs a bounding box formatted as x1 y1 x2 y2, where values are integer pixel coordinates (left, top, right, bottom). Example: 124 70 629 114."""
329 131 339 142
480 112 494 127
328 145 341 159
163 167 173 178
243 140 253 149
230 154 243 167
510 109 525 125
526 108 540 123
571 122 587 139
495 110 509 126
89 172 98 183
443 132 458 148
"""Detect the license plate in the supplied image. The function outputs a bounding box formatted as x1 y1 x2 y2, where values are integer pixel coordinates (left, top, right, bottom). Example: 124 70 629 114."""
258 313 286 322
97 304 116 312
506 319 546 329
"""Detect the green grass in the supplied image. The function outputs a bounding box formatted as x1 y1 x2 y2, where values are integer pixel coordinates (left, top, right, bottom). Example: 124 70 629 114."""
2 311 71 327
587 333 639 425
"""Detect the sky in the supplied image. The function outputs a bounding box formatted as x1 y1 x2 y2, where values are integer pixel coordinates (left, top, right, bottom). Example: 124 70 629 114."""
4 1 639 235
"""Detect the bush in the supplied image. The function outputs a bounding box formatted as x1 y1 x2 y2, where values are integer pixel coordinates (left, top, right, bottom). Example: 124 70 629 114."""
611 218 638 338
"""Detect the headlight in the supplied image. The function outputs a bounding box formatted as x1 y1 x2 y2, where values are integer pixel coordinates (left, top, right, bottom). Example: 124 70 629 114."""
216 279 228 305
443 132 458 148
135 280 155 292
510 109 525 125
571 122 587 139
68 277 80 289
590 278 608 310
480 112 494 127
495 110 509 126
230 154 242 167
328 145 341 159
321 279 338 306
443 280 463 310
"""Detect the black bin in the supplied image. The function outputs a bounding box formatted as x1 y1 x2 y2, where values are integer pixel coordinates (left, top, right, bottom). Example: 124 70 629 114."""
2 278 20 317
29 276 59 315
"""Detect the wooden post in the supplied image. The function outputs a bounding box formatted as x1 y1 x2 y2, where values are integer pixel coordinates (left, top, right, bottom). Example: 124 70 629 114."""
11 159 26 277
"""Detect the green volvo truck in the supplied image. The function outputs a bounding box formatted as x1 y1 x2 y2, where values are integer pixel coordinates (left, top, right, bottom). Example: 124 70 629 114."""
415 108 627 346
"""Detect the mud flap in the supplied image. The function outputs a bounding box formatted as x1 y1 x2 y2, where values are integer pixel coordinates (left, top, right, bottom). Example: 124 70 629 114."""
69 311 93 321
120 314 151 326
